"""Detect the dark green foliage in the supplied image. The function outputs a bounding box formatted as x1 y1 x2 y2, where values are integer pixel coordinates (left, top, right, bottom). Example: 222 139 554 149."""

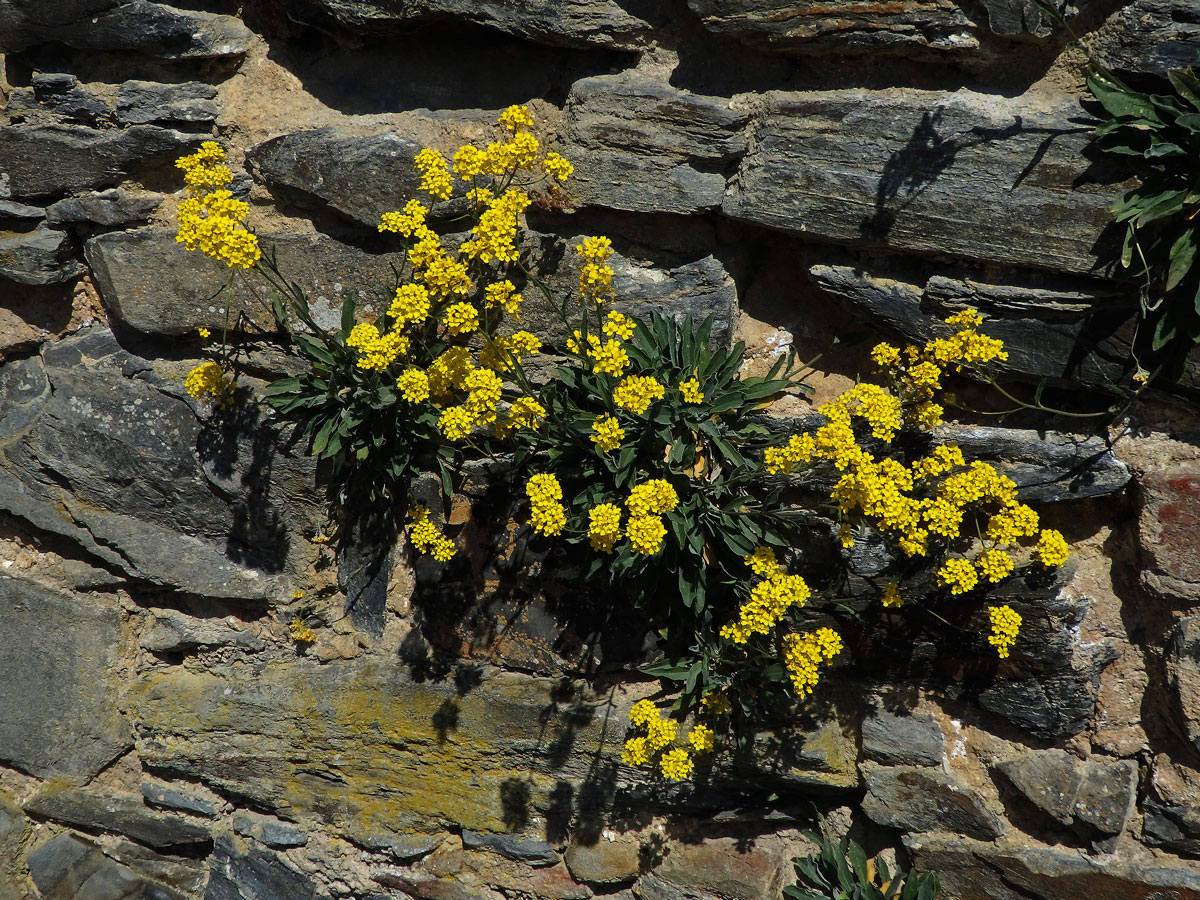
785 832 942 900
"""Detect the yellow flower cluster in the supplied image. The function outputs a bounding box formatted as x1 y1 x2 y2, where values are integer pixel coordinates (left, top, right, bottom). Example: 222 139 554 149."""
378 199 429 238
544 152 574 182
720 572 811 643
588 503 623 553
442 302 479 336
936 557 978 594
744 545 780 577
688 724 715 752
881 581 902 607
185 361 235 407
591 413 624 453
409 505 456 561
782 628 843 697
289 617 316 643
623 700 711 780
613 375 665 414
461 188 529 264
498 396 547 435
480 332 540 373
987 604 1021 658
483 280 524 316
390 283 431 326
415 148 453 201
679 378 705 404
627 479 678 517
346 322 408 372
1033 528 1069 567
396 368 431 403
527 473 566 536
577 235 615 305
175 142 261 269
826 383 903 442
627 514 667 555
176 140 231 189
659 748 694 781
603 311 635 340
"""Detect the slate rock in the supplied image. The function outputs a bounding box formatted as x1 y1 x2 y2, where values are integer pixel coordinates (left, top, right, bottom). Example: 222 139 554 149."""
24 781 211 850
5 76 114 127
973 0 1095 36
1092 0 1200 78
46 188 163 227
807 261 1133 388
1140 468 1200 604
0 199 47 226
232 811 308 848
141 610 265 653
655 835 788 900
684 0 979 55
0 0 254 60
246 128 423 229
561 73 748 216
0 224 83 285
141 782 219 819
726 89 1120 276
861 706 944 767
204 834 324 899
0 124 198 200
276 0 653 51
462 830 558 865
86 226 407 335
26 832 189 900
118 80 220 126
863 765 1007 840
907 832 1200 900
1145 801 1200 857
0 575 132 778
993 750 1136 838
1169 618 1200 756
90 836 210 897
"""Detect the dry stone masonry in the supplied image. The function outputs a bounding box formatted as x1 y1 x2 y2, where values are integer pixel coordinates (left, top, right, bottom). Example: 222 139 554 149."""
1 1 1200 899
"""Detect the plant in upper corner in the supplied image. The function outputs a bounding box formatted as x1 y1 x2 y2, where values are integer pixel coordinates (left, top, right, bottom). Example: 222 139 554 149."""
785 831 942 900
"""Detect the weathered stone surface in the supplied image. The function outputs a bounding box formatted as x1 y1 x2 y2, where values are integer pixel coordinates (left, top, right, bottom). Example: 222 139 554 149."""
0 224 83 285
129 659 624 844
232 811 308 848
0 575 132 778
1092 0 1200 77
462 830 558 865
1169 618 1200 756
863 765 1007 839
564 836 640 886
418 850 591 900
5 74 114 127
861 706 943 767
562 73 748 215
973 0 1088 36
0 0 254 60
276 0 653 50
86 227 406 335
1145 802 1200 858
685 0 979 55
204 834 325 900
141 610 266 653
26 832 189 900
808 262 1133 387
117 80 219 126
46 188 163 227
0 788 31 900
141 782 220 819
993 750 1136 837
247 128 424 229
907 833 1200 900
0 328 303 599
24 781 212 850
1140 469 1200 603
0 125 198 200
0 199 47 225
98 837 209 897
655 836 787 900
727 89 1120 275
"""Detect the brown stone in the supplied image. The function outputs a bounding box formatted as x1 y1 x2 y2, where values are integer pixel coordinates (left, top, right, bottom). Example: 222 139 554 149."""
655 836 786 900
1140 466 1200 603
565 836 641 886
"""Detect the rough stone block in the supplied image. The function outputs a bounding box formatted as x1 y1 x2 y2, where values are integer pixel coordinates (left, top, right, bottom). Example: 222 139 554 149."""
204 833 324 900
24 781 211 851
232 811 308 848
861 706 944 767
140 610 265 653
564 835 640 886
0 224 82 286
863 766 1007 840
46 189 162 227
1092 0 1200 77
141 782 220 819
26 832 189 900
1140 468 1200 603
993 750 1137 838
117 80 219 126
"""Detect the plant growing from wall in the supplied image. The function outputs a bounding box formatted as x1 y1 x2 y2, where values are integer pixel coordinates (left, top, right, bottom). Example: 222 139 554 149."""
174 109 1069 782
786 831 942 900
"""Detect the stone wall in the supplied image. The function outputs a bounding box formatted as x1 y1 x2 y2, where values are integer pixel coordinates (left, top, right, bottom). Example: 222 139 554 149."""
2 1 1200 898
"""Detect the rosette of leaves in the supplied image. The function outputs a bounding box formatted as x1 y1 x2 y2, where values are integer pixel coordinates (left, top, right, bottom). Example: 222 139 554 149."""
1086 66 1200 372
786 832 941 900
524 311 806 677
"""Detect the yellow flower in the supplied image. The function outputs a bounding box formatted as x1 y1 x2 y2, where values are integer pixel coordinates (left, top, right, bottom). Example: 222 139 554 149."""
881 581 902 608
415 148 453 200
646 715 677 750
590 414 624 453
501 397 546 433
659 748 694 781
937 558 978 595
870 342 901 368
688 724 715 753
527 473 566 536
602 311 635 340
438 406 474 441
987 604 1021 659
621 736 650 766
782 627 843 697
289 617 316 643
498 104 535 133
626 479 678 517
442 302 479 336
390 283 431 326
764 434 815 475
679 378 704 404
396 368 430 403
379 199 429 237
629 699 658 727
544 151 574 182
744 546 780 577
346 322 408 371
453 145 486 180
587 503 622 553
613 375 665 415
626 514 666 555
976 547 1014 583
720 573 810 643
1033 528 1069 568
198 326 211 339
589 339 630 377
409 505 456 561
185 361 234 407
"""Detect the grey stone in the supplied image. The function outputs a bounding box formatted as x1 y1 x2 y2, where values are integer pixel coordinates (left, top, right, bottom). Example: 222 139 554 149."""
993 750 1136 838
462 830 558 865
276 0 653 51
861 707 943 767
47 189 163 227
725 89 1120 276
95 837 210 897
0 124 198 200
564 837 639 886
685 0 979 55
0 224 82 285
0 329 299 600
561 73 748 216
141 782 219 818
973 0 1084 36
232 811 308 848
0 199 47 225
202 833 323 899
118 80 220 126
0 575 132 778
5 77 114 127
863 766 1007 840
0 788 29 899
61 558 124 590
1169 618 1200 756
86 226 406 335
808 262 1133 388
655 836 787 900
245 128 425 229
141 610 265 653
0 0 254 60
26 832 190 900
906 832 1200 900
1092 0 1200 78
24 782 211 850
1145 801 1200 857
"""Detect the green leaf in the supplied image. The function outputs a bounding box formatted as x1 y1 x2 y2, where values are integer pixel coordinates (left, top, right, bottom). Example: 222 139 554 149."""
1134 189 1187 226
341 293 357 336
1168 228 1198 292
1087 72 1162 124
1146 141 1186 158
1177 112 1200 132
293 334 336 366
1169 69 1200 112
847 841 869 888
263 377 304 395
